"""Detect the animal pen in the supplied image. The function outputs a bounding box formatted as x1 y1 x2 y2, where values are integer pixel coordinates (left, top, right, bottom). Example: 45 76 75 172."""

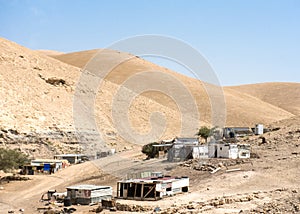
117 176 189 201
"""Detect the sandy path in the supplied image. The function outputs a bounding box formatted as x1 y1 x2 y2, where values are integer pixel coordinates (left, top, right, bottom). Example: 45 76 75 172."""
1 131 299 214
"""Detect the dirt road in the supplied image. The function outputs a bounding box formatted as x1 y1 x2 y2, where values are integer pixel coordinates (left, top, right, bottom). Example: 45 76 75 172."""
0 122 299 213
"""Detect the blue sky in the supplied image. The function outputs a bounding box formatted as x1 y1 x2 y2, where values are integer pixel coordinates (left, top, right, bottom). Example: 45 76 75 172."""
0 0 299 86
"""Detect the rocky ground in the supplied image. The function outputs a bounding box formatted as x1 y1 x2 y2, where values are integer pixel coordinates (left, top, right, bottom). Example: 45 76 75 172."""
0 37 299 213
0 117 299 213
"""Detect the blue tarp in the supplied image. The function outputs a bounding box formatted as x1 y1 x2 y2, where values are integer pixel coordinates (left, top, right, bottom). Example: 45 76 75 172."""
44 163 51 171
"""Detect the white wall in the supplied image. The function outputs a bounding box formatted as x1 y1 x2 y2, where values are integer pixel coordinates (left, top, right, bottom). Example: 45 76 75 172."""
216 144 230 158
172 178 189 189
193 146 208 159
228 145 238 159
91 188 112 198
255 124 264 135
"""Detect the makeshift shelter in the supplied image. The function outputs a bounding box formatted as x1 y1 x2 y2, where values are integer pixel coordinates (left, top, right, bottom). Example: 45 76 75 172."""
167 137 199 162
208 142 251 159
237 144 251 158
66 185 112 205
54 154 86 164
192 145 209 159
208 143 238 159
152 143 172 158
223 127 253 138
24 159 65 174
117 176 189 201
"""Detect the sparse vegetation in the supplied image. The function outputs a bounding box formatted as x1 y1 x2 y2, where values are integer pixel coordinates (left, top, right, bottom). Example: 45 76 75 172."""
0 148 29 172
141 142 159 158
196 126 211 142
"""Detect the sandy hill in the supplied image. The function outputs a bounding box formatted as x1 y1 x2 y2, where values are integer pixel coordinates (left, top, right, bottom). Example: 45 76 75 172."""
0 37 298 157
228 82 300 116
0 38 190 156
53 50 295 126
36 49 65 56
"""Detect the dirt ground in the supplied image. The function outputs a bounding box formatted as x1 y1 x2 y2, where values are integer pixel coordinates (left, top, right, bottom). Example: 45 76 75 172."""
0 117 300 214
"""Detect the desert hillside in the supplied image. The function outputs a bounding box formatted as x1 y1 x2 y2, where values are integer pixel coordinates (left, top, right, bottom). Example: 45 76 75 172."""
0 38 191 157
228 82 300 116
0 37 298 158
36 50 65 56
53 49 296 126
1 37 299 214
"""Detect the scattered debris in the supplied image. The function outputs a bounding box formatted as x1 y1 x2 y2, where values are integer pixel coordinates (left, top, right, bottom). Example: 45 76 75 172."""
248 189 300 213
153 207 161 212
180 158 250 173
38 206 77 214
115 203 152 212
210 167 221 174
101 199 116 209
226 168 241 173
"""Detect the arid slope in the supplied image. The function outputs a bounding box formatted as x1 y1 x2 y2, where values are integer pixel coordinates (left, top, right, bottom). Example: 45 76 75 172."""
53 49 296 126
228 82 300 116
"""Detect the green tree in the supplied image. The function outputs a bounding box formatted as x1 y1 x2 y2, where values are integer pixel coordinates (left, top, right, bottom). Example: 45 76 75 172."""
196 126 211 143
142 142 159 158
0 148 29 172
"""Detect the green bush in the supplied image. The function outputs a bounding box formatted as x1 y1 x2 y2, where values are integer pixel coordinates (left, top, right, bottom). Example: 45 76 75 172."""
142 142 159 158
0 148 29 172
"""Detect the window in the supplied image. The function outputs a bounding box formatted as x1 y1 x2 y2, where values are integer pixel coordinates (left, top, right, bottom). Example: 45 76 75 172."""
241 152 247 157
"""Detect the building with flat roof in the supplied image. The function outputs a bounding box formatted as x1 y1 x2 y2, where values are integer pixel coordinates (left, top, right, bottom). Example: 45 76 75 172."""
117 176 189 201
54 154 87 164
66 185 112 205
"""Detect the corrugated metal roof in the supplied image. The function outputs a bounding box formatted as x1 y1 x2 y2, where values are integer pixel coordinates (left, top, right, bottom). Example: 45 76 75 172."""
31 159 63 163
66 184 112 190
152 144 173 147
54 154 85 157
119 176 188 184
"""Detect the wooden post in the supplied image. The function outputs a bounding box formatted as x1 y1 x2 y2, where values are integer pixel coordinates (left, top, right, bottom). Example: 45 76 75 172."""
134 183 137 199
154 184 156 200
117 182 119 198
141 183 144 201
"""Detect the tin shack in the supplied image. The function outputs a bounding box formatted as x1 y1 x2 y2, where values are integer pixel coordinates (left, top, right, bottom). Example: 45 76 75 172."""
117 176 189 201
66 185 112 205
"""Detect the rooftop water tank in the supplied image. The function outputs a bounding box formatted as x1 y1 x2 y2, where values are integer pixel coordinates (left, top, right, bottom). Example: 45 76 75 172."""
255 124 264 135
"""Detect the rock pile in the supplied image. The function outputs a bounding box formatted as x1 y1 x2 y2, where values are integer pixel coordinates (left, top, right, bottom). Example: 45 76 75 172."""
157 188 300 214
155 192 258 214
90 202 153 213
180 158 249 172
246 189 300 214
115 203 152 212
